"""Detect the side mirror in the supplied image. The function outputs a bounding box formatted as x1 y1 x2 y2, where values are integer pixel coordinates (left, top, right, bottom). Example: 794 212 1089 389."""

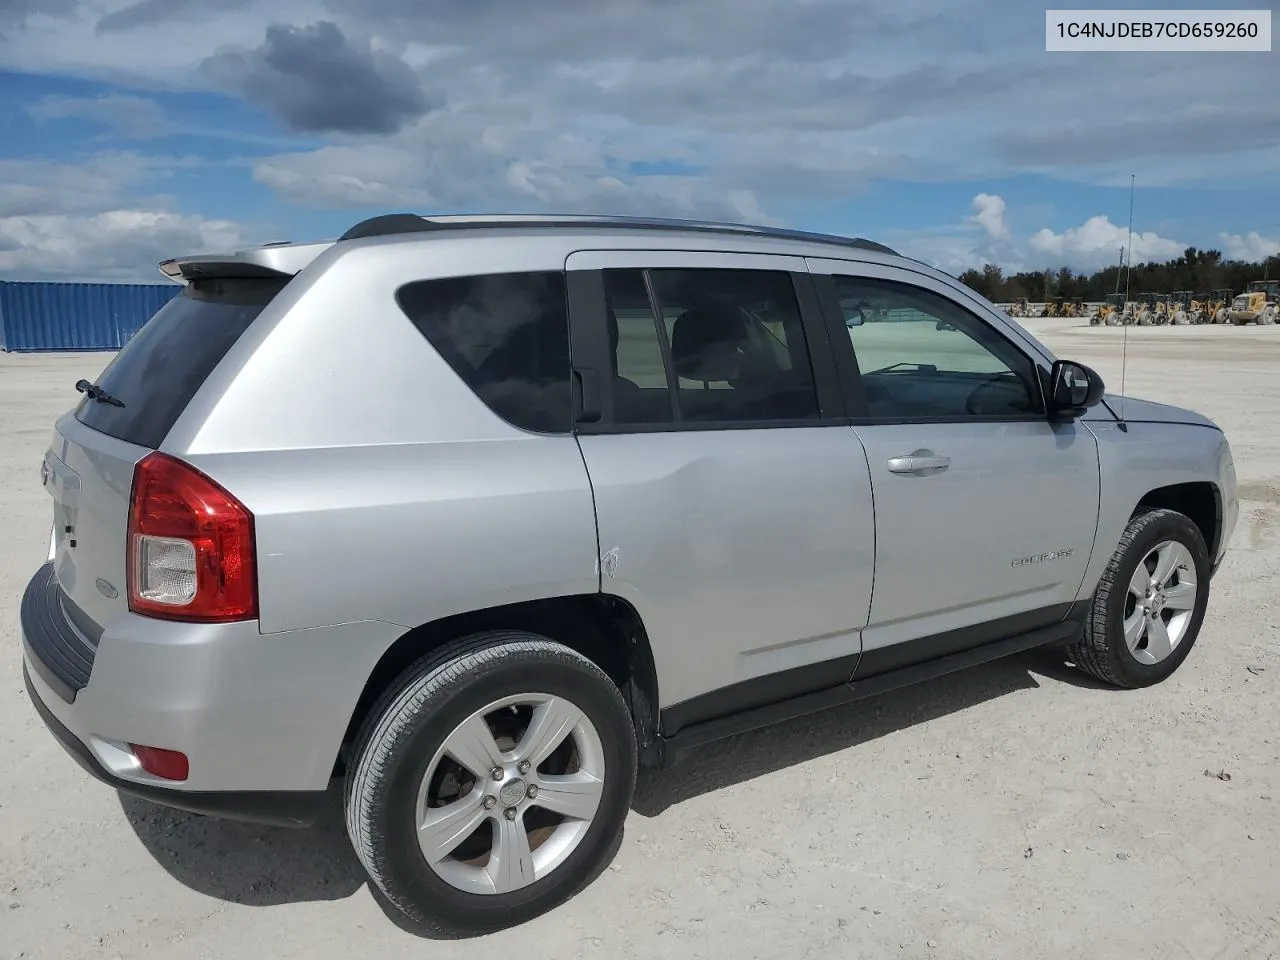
1049 359 1105 416
935 320 958 332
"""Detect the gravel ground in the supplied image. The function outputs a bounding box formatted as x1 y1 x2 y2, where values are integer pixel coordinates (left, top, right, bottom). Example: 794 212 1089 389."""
2 319 1278 960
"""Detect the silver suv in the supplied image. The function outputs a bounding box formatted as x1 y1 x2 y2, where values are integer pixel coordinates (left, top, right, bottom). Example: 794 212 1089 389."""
21 214 1238 932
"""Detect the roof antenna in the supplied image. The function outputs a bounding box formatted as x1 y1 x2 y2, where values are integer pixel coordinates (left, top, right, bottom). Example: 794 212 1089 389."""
1118 172 1135 431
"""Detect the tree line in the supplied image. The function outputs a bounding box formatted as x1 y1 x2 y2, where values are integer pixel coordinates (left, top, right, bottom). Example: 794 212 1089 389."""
956 247 1279 303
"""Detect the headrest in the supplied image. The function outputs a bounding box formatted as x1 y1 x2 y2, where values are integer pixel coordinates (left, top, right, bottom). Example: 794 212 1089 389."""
670 304 747 382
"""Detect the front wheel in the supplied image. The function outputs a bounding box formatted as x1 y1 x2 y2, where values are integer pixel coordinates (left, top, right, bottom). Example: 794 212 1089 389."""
1068 508 1211 688
345 632 638 933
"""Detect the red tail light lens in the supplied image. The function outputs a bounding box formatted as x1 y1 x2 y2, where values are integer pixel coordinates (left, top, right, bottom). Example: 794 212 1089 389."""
129 744 190 781
127 452 257 622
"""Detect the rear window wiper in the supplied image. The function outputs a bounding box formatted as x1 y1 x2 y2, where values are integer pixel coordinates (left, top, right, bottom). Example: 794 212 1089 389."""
75 379 125 408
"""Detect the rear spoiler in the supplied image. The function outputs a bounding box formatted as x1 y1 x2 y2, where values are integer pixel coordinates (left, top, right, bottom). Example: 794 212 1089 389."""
158 240 333 284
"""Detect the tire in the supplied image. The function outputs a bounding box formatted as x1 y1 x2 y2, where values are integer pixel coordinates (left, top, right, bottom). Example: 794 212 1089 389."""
1068 508 1211 689
345 632 638 933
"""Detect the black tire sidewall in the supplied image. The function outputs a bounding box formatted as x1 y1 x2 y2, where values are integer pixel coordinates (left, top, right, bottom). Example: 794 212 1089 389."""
1104 511 1211 686
362 645 636 931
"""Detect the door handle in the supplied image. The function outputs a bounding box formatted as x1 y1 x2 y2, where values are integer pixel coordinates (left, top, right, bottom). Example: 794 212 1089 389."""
887 450 951 475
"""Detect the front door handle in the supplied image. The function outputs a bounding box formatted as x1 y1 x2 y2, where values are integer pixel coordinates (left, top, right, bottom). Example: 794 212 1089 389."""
887 450 951 475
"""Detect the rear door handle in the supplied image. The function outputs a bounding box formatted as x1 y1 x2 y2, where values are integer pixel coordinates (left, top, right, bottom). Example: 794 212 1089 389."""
887 450 951 475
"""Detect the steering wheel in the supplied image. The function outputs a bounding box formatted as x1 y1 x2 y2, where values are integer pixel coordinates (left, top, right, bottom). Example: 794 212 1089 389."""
965 374 1017 416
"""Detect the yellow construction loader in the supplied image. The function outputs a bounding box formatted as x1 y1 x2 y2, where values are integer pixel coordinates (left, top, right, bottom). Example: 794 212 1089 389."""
1095 291 1126 325
1135 293 1171 324
1041 297 1065 318
1210 289 1234 323
1168 291 1193 324
1093 293 1125 325
1230 280 1280 324
1190 292 1213 323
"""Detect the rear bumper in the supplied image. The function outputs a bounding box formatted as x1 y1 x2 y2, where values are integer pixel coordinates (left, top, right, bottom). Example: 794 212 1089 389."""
20 562 99 703
20 562 406 806
23 664 329 827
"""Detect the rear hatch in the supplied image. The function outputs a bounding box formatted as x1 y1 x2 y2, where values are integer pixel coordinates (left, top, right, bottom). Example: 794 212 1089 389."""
42 277 287 632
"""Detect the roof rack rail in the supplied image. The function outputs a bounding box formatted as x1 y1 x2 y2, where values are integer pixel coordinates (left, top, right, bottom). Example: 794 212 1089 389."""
337 213 444 241
335 212 898 256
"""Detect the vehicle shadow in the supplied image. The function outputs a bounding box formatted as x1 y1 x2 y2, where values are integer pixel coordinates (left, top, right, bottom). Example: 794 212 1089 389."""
117 787 363 907
632 647 1093 816
118 647 1093 936
117 784 623 939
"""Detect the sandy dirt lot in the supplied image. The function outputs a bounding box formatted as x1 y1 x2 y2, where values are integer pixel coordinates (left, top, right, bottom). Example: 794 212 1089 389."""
3 320 1278 960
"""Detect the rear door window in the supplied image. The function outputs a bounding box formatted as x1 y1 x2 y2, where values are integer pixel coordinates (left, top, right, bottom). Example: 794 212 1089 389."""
396 271 572 434
603 267 821 425
74 277 286 449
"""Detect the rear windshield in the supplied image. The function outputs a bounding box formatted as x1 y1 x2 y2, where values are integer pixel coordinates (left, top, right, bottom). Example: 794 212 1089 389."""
74 277 287 449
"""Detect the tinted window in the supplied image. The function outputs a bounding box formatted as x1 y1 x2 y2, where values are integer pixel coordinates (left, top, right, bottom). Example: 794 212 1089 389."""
603 267 820 425
397 271 572 434
74 277 286 449
605 269 676 424
833 275 1041 419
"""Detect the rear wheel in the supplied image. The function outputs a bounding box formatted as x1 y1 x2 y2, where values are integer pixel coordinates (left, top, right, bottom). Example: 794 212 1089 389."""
345 632 637 933
1068 508 1210 689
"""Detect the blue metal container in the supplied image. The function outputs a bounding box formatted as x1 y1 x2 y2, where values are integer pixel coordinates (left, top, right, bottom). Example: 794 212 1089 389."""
0 280 181 352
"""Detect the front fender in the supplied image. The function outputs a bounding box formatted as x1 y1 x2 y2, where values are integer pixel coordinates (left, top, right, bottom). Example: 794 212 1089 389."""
1080 420 1237 597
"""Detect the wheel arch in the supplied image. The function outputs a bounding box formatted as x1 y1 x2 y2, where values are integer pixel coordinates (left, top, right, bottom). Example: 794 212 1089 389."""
337 592 663 776
1134 480 1222 560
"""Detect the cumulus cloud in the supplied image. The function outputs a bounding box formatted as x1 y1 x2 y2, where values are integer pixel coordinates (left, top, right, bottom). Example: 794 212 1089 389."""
202 21 431 135
28 93 170 139
0 150 257 281
1030 216 1183 270
968 192 1010 242
0 210 247 281
2 0 1279 279
1219 231 1280 262
253 147 437 209
0 153 175 217
247 98 771 220
890 232 988 275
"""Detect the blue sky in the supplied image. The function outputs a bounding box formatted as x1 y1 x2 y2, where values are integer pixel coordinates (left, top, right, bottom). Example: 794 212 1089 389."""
2 0 1278 282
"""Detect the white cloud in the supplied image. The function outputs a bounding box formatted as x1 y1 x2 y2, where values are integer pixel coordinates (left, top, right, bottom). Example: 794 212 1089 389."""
0 154 165 217
882 223 987 276
1029 216 1183 270
253 146 437 209
3 0 1277 199
890 197 1256 276
0 210 248 281
249 103 770 221
968 192 1010 242
2 1 1279 280
0 148 254 282
1218 231 1280 262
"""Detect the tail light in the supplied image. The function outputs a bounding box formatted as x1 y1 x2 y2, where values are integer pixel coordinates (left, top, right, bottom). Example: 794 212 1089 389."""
127 452 257 622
